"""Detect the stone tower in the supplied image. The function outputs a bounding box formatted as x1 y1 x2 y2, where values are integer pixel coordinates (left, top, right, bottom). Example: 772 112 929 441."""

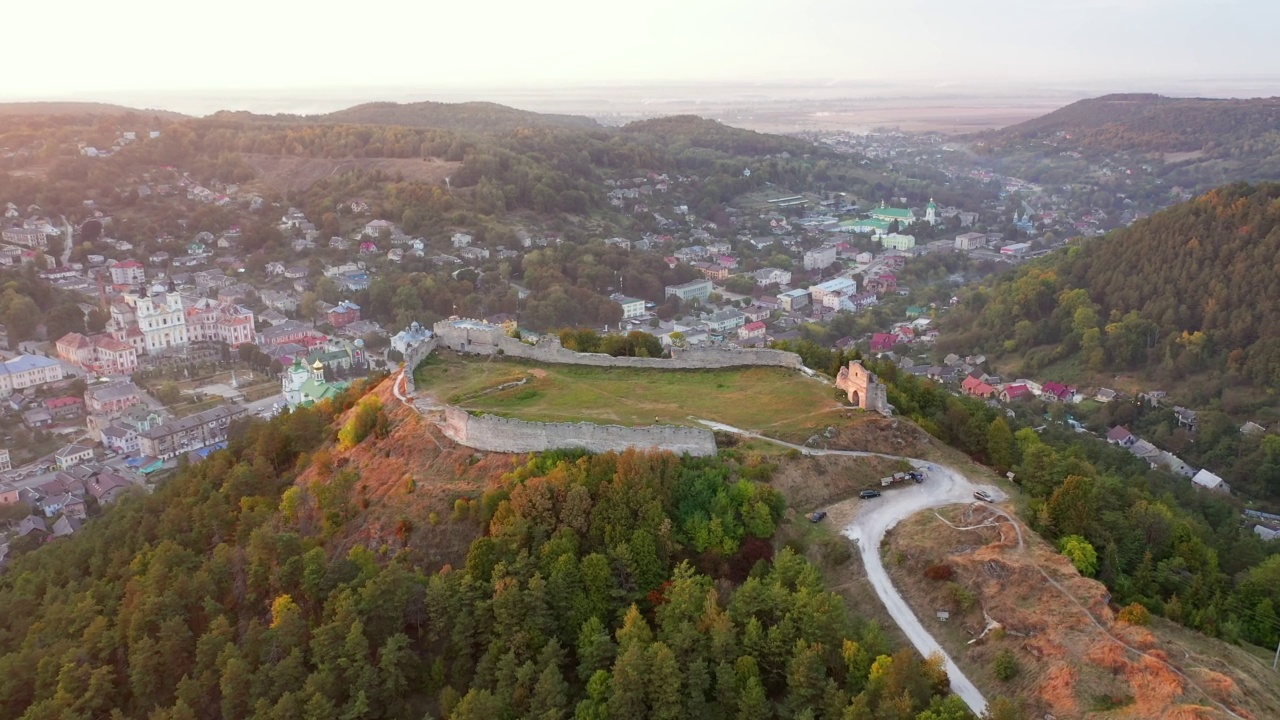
836 361 892 415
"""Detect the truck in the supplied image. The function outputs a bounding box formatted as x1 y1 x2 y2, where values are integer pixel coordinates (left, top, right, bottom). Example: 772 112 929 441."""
881 470 925 487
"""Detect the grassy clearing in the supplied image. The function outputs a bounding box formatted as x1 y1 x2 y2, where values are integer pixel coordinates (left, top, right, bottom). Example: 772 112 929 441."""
414 352 845 431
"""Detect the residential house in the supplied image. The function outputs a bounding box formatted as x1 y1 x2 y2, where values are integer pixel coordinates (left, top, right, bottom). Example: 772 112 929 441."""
101 424 139 454
1094 388 1118 403
259 290 300 313
961 376 997 399
1106 426 1137 447
1000 383 1032 403
44 396 84 419
459 246 490 262
870 333 898 354
1191 469 1229 493
703 309 746 333
85 381 144 415
1040 382 1076 403
738 321 767 341
109 259 146 285
742 305 771 323
752 267 792 286
52 515 83 537
326 300 361 328
55 444 95 471
1174 406 1198 432
451 232 473 248
756 296 781 311
336 272 370 293
864 273 898 295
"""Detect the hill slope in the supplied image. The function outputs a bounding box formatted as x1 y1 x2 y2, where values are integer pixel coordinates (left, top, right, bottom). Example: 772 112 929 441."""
945 182 1280 388
0 101 188 120
980 93 1280 153
317 100 601 133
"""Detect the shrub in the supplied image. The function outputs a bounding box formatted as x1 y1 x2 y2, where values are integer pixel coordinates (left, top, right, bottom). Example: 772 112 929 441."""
428 511 440 526
924 564 954 581
452 498 470 521
818 536 853 567
1117 602 1151 626
993 650 1020 681
338 396 383 450
947 582 977 611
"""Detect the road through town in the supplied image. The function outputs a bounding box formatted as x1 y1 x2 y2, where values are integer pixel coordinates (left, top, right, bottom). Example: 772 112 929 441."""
698 420 1000 717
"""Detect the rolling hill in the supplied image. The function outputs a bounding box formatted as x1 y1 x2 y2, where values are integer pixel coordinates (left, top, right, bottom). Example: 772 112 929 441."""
315 100 601 133
977 93 1280 153
0 101 188 120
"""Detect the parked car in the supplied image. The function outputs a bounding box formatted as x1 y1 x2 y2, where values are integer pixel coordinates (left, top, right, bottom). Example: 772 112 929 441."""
806 510 827 523
859 490 881 499
973 490 994 503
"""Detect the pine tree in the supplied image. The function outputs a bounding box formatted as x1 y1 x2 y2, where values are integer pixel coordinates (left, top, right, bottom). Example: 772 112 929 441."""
607 644 650 720
646 642 683 720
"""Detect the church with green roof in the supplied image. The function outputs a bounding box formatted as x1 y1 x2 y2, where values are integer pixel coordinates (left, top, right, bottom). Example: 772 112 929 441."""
282 357 349 409
868 200 916 224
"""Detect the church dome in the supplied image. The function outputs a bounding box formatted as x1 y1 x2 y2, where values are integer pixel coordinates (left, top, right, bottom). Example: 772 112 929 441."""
312 359 324 370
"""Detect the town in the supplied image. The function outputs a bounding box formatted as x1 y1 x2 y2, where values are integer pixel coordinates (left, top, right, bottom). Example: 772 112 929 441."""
2 116 1275 555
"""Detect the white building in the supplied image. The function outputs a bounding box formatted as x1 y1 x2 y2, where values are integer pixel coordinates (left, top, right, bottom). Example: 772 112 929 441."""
108 290 189 355
0 355 65 395
611 294 646 320
451 232 473 248
778 288 810 312
391 321 434 355
808 277 858 304
954 232 987 251
752 268 792 286
803 246 838 271
109 260 146 285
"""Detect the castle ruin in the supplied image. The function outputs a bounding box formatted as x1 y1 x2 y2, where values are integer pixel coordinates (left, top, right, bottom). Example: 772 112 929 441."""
836 361 892 416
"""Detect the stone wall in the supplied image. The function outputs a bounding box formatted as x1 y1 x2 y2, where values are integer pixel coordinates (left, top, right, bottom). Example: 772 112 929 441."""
401 337 438 394
431 319 803 370
439 406 717 457
836 360 892 416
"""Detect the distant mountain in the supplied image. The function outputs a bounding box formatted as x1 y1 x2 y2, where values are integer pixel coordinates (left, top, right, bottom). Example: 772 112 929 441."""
0 101 188 120
314 100 601 133
978 93 1280 153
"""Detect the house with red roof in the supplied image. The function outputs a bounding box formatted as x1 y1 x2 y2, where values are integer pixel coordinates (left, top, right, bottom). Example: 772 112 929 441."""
1041 382 1076 403
962 376 997 398
1000 383 1031 403
738 321 767 341
870 333 897 353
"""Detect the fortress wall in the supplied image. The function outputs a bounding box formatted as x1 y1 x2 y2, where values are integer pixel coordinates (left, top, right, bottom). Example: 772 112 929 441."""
439 406 717 457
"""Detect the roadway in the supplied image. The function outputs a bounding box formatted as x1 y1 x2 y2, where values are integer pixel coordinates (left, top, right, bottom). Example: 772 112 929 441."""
698 420 998 717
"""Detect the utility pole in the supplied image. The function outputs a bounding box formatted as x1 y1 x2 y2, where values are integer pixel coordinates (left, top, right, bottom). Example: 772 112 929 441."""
1273 637 1279 671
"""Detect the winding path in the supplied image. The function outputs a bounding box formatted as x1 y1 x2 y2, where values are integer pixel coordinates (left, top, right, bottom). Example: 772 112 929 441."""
698 420 997 716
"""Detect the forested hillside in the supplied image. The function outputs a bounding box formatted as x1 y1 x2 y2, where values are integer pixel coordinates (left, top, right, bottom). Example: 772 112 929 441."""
0 380 982 720
977 94 1280 154
944 182 1280 396
862 359 1280 653
317 101 601 133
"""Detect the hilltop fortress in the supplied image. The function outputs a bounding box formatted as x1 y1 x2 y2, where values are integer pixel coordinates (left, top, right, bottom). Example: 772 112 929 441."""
403 317 884 457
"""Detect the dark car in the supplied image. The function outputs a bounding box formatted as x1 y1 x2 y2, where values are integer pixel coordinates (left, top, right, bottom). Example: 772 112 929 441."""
859 490 881 499
806 510 828 523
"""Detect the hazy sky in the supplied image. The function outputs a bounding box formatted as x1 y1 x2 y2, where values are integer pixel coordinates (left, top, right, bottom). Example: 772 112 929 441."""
7 0 1279 99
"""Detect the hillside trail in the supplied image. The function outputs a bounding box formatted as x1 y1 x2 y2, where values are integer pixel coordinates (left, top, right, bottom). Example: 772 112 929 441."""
700 420 1246 720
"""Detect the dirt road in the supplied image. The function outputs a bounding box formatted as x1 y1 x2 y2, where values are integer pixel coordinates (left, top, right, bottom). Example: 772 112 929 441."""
699 420 1001 717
